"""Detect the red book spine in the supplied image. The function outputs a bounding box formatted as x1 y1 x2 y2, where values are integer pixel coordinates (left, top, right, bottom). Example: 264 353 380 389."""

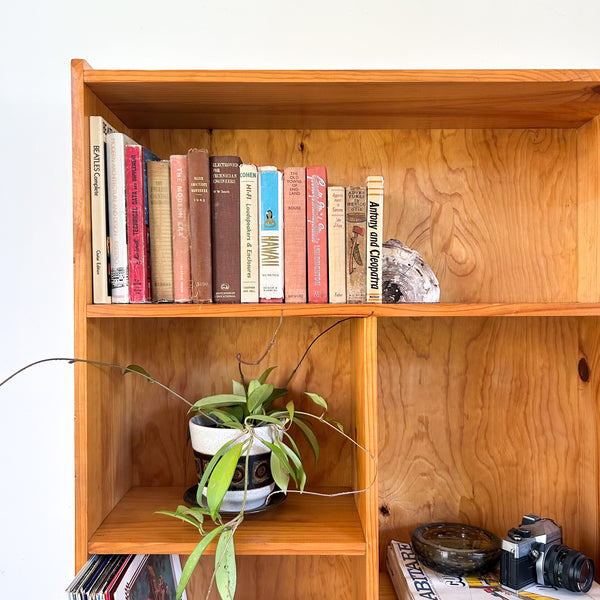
126 145 150 303
170 155 192 303
306 166 328 303
283 167 307 303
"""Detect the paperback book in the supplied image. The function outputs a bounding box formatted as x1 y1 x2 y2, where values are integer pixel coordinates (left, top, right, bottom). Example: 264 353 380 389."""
306 166 328 303
240 163 259 303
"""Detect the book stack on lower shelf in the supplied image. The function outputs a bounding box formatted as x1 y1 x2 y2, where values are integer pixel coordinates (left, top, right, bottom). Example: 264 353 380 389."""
90 116 384 306
66 554 185 600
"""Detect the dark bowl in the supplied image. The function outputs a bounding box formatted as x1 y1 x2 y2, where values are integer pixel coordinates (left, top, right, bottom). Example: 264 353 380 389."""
411 522 501 575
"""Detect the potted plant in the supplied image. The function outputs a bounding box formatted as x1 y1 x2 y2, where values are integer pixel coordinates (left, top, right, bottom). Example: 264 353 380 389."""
0 316 373 600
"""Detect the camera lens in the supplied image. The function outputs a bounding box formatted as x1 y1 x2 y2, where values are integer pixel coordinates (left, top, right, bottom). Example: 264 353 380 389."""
543 544 595 592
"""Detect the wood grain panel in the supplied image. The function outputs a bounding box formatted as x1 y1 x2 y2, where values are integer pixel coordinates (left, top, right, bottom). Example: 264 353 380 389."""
577 116 600 302
577 317 600 566
184 555 360 600
377 317 594 569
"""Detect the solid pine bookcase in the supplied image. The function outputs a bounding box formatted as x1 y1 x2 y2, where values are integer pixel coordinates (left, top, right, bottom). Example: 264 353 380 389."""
71 59 600 599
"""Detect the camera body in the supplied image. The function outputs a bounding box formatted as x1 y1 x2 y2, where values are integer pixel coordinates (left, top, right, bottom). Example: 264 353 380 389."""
500 514 594 593
500 514 561 591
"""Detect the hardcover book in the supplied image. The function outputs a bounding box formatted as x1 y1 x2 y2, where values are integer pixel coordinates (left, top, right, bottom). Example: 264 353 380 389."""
240 163 259 303
327 185 346 303
187 148 212 303
259 166 284 302
170 155 192 303
210 155 242 303
306 166 328 303
89 116 116 304
106 131 137 303
125 145 158 303
147 160 174 302
366 175 384 303
283 166 307 303
345 186 367 303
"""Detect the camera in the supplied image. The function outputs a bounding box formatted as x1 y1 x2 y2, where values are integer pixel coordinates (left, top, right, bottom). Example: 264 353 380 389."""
500 514 595 593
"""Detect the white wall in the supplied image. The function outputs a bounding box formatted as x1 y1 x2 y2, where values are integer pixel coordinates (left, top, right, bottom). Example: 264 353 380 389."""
0 0 599 597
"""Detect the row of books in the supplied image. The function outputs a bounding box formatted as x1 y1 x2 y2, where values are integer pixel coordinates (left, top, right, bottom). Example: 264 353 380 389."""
90 116 384 304
66 553 185 600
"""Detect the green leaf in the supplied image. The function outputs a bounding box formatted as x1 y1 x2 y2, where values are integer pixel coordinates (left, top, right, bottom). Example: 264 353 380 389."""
247 383 274 414
264 440 297 488
275 438 306 491
215 528 237 600
207 443 244 519
247 379 260 397
258 366 277 384
269 450 291 493
192 394 246 412
262 388 289 411
292 417 320 462
305 392 328 411
327 417 345 433
155 505 209 532
245 414 284 428
196 437 245 507
285 400 295 423
123 364 153 381
176 525 225 600
232 379 245 397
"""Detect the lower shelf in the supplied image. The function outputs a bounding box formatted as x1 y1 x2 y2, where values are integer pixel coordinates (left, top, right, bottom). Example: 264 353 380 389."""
88 486 366 556
380 571 396 600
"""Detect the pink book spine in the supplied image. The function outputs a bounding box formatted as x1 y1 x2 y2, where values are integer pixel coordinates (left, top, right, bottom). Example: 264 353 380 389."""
170 155 192 303
126 145 150 303
283 167 307 303
306 166 328 303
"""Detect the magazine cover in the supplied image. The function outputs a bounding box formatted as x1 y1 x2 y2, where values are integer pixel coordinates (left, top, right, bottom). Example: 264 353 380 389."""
125 555 186 600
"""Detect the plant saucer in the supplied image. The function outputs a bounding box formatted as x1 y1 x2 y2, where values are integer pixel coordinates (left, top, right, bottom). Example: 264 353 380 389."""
183 484 287 515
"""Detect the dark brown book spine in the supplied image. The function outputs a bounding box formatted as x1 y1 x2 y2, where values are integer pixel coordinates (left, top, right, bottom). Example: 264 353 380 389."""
187 149 212 303
210 155 242 303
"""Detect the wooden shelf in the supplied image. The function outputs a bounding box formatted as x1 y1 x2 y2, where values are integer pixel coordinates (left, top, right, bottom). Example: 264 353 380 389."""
86 302 600 319
88 486 366 556
379 571 397 600
82 68 600 130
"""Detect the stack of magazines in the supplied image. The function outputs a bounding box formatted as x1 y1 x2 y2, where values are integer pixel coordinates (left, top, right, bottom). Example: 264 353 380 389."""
65 554 185 600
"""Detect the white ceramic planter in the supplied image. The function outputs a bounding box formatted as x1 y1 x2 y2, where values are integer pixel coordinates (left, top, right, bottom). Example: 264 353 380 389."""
189 415 279 512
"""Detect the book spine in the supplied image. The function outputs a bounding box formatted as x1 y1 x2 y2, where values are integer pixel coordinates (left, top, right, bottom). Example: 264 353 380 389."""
306 166 328 303
283 167 307 303
106 132 130 303
345 186 367 303
147 160 174 302
142 148 158 301
89 116 116 304
240 164 259 303
126 145 150 303
210 156 242 303
259 167 284 302
170 155 192 303
327 186 346 303
187 148 212 303
366 176 384 303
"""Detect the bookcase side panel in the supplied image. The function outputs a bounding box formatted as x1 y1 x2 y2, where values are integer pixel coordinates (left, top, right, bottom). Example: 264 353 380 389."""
577 116 600 302
351 316 379 600
377 317 590 570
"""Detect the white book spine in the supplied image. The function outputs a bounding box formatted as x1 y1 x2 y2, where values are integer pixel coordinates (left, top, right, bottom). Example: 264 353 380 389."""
107 132 135 303
366 175 384 303
240 164 259 302
89 116 116 304
327 186 346 303
258 166 284 301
